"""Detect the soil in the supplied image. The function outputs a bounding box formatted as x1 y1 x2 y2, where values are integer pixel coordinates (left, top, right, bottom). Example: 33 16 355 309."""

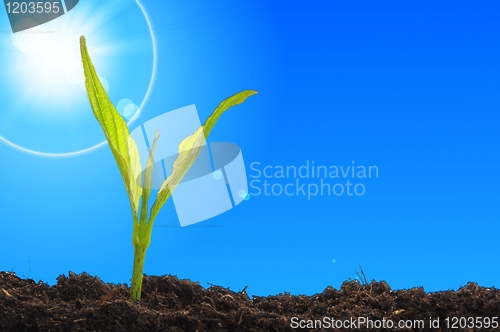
0 272 499 332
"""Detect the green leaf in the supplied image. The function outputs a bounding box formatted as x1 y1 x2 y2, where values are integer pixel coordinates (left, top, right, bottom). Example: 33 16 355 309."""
139 130 159 226
80 36 142 218
148 90 258 225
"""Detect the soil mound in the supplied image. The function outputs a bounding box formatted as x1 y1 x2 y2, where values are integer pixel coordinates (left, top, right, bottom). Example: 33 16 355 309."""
0 272 498 331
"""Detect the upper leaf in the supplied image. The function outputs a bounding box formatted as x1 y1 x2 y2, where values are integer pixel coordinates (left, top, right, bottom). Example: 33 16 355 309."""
80 36 142 217
148 90 258 224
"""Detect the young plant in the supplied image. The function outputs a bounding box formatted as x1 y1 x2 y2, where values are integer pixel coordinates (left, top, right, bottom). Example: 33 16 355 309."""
79 36 257 300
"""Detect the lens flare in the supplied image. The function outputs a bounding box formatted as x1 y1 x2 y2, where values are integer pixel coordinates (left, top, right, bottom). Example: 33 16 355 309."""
0 0 156 157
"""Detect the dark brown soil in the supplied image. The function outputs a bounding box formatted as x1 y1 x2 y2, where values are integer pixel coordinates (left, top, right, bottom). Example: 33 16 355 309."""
0 272 499 332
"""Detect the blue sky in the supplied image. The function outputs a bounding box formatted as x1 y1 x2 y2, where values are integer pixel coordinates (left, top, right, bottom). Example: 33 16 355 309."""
0 0 499 296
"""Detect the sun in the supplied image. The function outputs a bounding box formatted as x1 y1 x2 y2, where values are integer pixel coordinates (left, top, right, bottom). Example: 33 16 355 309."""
0 0 156 157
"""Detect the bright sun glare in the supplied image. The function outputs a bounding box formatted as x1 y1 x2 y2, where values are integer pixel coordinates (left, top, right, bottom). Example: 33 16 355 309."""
10 25 109 107
0 0 156 157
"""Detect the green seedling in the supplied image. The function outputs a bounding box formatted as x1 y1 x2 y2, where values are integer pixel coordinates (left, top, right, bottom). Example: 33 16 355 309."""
80 36 257 300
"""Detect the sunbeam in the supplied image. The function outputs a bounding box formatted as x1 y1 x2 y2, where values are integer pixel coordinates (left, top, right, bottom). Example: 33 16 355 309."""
0 0 156 157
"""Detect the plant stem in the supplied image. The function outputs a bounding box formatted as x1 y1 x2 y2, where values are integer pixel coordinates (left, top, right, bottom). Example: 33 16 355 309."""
130 244 148 300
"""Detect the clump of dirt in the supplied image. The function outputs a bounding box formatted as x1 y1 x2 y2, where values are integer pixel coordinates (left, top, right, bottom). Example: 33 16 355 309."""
0 271 498 331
